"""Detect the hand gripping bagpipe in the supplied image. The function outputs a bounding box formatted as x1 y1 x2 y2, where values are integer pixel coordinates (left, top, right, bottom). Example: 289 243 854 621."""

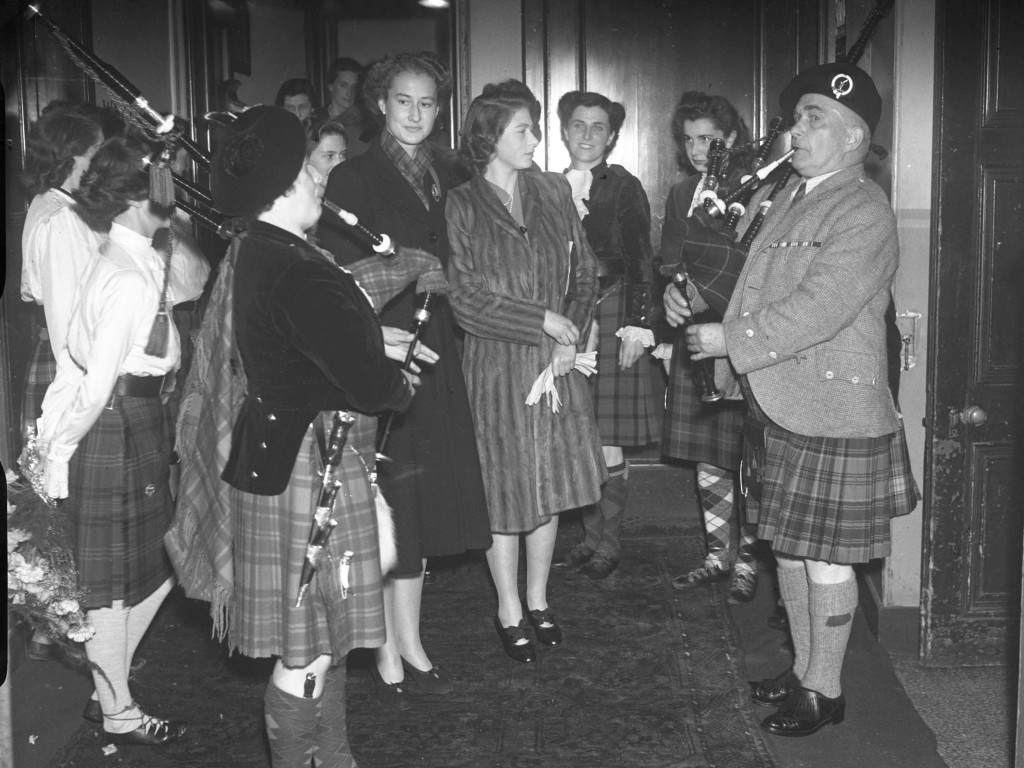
659 0 893 321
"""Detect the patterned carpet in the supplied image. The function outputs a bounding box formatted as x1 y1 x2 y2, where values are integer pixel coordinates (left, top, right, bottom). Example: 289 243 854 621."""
46 515 776 768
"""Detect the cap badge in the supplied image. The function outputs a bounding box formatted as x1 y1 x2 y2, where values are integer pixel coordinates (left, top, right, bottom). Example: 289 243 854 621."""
831 73 854 100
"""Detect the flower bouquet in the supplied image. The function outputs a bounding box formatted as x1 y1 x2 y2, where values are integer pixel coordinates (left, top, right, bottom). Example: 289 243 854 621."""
7 459 95 664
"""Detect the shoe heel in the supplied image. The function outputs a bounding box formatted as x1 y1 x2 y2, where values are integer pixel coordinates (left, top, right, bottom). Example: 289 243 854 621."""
831 706 845 725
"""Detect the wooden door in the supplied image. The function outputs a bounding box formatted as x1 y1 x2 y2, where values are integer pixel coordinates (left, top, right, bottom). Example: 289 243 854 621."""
923 0 1024 666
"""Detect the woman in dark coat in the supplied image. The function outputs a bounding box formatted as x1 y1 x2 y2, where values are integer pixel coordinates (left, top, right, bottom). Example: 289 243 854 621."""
657 91 758 603
317 51 490 702
554 90 662 580
446 80 606 663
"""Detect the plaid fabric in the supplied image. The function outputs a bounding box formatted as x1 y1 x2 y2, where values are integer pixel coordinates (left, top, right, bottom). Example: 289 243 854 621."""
756 421 920 564
591 284 662 446
658 209 746 318
228 412 386 666
662 337 743 469
22 334 56 422
380 130 433 210
65 395 174 610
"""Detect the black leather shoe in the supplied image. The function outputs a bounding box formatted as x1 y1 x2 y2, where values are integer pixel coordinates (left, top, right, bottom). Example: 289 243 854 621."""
750 668 798 707
370 665 412 710
672 562 730 590
526 608 562 646
401 657 454 695
494 617 536 663
83 699 103 723
580 553 619 580
761 686 845 737
104 715 187 746
27 639 61 661
555 543 594 569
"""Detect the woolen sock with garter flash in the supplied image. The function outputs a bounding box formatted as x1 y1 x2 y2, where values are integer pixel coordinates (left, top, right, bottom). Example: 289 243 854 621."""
265 680 320 768
775 563 811 681
802 576 859 699
313 663 356 768
594 461 628 557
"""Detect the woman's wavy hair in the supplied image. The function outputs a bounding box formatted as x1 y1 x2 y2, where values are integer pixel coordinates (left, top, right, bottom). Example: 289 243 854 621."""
670 91 753 172
72 136 158 231
275 78 319 110
362 51 452 119
556 91 626 157
458 80 541 175
21 100 103 197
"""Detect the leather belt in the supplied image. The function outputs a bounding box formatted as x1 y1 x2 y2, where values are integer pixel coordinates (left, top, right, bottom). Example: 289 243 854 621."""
112 373 167 398
595 259 626 278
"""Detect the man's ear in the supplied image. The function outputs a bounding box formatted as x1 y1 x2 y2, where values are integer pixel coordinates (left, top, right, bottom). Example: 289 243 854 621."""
846 124 865 153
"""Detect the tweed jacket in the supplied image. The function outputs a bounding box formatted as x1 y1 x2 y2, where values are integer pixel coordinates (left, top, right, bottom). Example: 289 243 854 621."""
445 171 607 530
222 222 412 495
721 164 900 438
578 162 655 328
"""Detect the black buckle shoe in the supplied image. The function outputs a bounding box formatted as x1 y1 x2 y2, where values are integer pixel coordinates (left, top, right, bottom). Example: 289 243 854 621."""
671 562 730 590
104 714 187 746
526 608 562 646
750 668 798 707
761 686 845 737
494 617 536 663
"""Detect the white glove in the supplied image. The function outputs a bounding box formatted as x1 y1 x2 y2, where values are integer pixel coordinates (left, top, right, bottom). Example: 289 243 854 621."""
525 352 598 413
43 457 69 500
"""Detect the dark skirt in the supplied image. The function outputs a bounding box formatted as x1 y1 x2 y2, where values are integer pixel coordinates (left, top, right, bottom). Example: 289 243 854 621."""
591 283 663 447
661 338 743 470
22 335 56 423
375 300 491 575
229 413 386 666
66 395 174 610
756 421 920 564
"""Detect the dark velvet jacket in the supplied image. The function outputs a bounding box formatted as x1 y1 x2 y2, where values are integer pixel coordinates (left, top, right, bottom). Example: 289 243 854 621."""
580 162 655 328
222 221 411 495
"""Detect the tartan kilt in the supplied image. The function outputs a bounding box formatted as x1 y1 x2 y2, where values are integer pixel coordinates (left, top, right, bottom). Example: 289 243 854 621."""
590 283 663 447
65 395 174 610
22 335 56 423
756 420 920 564
661 337 743 470
228 412 386 667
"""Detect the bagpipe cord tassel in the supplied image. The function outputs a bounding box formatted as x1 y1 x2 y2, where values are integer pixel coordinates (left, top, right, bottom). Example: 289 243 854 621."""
144 225 174 357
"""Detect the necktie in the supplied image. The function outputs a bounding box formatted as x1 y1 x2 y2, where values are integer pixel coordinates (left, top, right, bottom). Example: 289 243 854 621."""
792 181 807 204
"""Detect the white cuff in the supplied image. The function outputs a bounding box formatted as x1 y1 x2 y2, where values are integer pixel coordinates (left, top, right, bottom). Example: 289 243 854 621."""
615 326 655 348
652 343 674 360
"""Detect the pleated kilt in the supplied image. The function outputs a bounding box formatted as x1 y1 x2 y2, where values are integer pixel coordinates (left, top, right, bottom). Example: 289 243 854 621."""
591 284 663 447
756 420 920 564
65 395 174 610
661 337 744 470
228 413 386 667
22 335 56 422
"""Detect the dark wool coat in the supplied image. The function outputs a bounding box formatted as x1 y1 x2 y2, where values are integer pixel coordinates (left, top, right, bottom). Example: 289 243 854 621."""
222 222 411 495
446 171 607 533
317 142 491 568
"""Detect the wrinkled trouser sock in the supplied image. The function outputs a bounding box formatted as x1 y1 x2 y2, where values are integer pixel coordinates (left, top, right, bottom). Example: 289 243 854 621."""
314 663 356 768
697 463 734 568
582 461 627 557
265 679 320 768
775 562 811 681
802 577 859 699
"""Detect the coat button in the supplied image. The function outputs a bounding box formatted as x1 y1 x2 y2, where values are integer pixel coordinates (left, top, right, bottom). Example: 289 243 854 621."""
769 351 777 359
144 483 156 496
746 329 754 337
250 470 259 479
825 371 834 379
427 231 438 243
260 441 268 449
268 413 277 421
851 376 860 383
742 311 751 317
255 396 263 404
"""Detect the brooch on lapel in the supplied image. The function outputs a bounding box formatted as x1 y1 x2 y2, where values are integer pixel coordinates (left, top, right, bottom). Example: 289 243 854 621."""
431 182 441 203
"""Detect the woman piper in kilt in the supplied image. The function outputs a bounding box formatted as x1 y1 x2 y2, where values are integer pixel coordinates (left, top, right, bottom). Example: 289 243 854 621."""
34 135 208 745
554 90 661 580
657 92 760 603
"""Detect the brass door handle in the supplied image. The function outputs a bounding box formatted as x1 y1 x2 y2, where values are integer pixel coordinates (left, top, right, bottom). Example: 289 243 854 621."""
959 405 987 426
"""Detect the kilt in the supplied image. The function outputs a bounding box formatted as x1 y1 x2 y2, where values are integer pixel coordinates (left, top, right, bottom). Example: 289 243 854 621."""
756 420 920 564
65 394 174 610
22 335 56 423
591 283 663 447
228 412 386 667
661 337 743 470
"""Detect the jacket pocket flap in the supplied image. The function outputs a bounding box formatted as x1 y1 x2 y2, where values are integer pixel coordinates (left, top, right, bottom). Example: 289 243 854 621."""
816 349 883 387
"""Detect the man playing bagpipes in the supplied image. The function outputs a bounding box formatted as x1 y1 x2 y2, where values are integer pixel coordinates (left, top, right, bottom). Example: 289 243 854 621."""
662 62 919 737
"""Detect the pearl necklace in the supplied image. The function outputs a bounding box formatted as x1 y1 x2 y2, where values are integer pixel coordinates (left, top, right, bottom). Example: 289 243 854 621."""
504 189 514 215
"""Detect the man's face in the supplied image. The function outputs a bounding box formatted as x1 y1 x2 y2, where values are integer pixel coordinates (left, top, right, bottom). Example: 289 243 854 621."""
789 93 858 178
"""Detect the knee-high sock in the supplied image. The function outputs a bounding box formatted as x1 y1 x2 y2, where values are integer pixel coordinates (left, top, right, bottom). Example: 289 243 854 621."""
697 463 734 566
265 679 320 768
314 662 356 768
802 577 858 698
85 601 144 732
592 462 627 558
775 563 811 681
124 577 174 670
735 527 758 571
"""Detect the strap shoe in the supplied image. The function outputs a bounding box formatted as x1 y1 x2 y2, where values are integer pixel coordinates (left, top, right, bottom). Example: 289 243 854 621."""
494 617 536 663
526 608 562 646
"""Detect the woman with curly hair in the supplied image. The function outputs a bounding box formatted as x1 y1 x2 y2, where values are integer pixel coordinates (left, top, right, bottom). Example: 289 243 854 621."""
446 80 605 662
553 90 661 580
34 135 207 745
657 91 759 603
318 51 490 705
